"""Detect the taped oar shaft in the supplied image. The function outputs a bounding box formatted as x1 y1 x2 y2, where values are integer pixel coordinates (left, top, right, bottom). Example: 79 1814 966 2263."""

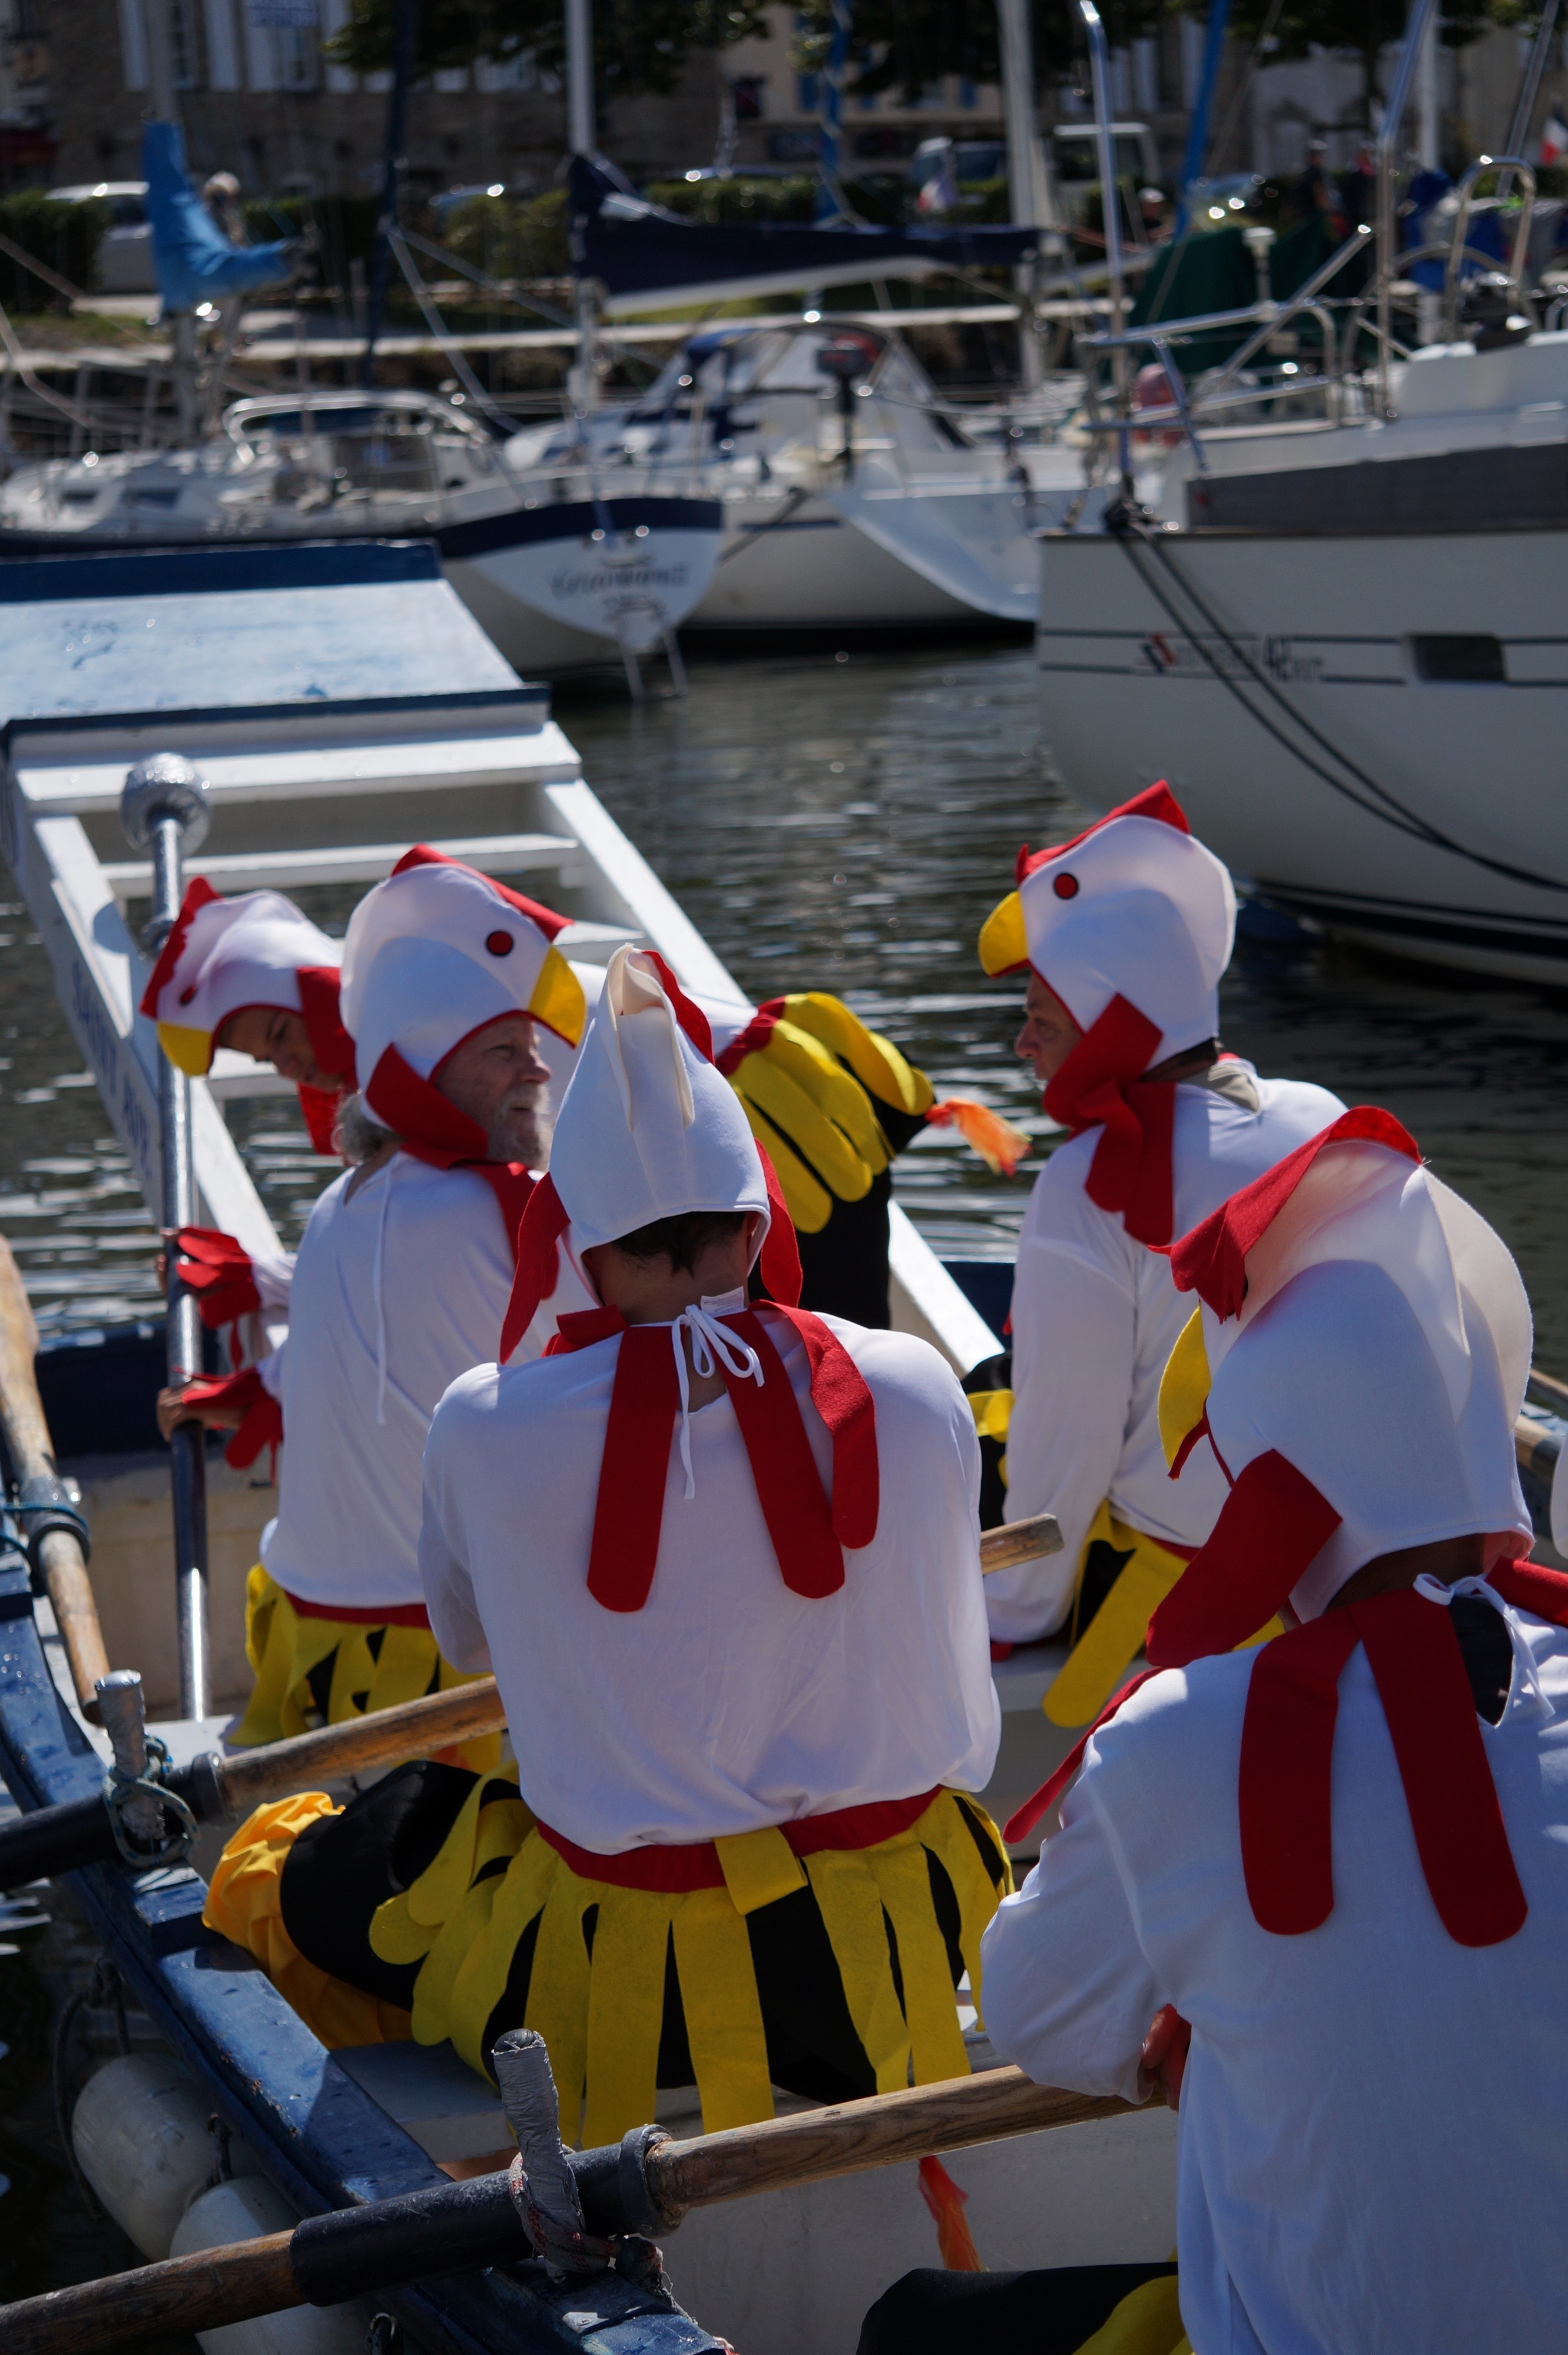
0 1235 109 1711
0 2066 1139 2355
0 2230 296 2355
648 2067 1132 2221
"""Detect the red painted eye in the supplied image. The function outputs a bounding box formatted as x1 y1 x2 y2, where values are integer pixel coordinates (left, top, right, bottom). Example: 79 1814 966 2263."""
1053 872 1079 900
485 930 514 956
179 985 197 1003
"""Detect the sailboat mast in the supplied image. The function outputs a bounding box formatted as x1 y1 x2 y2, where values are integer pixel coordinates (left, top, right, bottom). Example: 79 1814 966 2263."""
566 0 601 415
362 0 417 389
996 0 1046 388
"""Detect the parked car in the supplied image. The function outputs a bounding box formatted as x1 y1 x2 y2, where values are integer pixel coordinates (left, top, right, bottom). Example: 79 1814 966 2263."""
47 180 154 293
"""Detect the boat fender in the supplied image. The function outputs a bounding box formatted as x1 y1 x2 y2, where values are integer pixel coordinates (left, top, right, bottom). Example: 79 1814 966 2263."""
71 2052 257 2260
171 2177 379 2355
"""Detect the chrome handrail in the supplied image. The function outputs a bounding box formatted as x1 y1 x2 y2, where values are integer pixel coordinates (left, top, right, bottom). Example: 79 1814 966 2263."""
1444 155 1538 339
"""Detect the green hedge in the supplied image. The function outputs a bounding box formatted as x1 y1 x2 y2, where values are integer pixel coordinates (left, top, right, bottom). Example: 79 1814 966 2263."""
241 192 383 279
439 189 571 280
0 191 109 309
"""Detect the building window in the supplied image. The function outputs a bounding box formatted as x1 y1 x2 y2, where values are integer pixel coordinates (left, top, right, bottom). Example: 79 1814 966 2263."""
959 79 977 108
169 0 203 88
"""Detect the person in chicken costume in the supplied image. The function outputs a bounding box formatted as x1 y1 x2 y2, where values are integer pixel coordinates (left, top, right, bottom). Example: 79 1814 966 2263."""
205 946 1008 2120
171 848 589 1763
876 1110 1568 2355
140 878 357 1156
976 782 1344 1722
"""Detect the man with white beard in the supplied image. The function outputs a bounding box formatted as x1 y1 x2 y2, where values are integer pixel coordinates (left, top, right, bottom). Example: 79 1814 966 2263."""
164 848 591 1753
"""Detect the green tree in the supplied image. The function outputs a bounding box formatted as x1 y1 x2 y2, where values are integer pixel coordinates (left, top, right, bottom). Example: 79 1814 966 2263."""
794 0 1181 101
324 0 770 103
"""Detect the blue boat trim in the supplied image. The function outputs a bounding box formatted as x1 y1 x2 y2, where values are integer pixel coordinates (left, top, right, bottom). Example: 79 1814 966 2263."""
0 540 443 602
0 1550 721 2353
438 497 723 563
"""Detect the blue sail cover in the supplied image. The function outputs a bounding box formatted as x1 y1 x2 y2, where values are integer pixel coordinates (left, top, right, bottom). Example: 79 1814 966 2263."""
571 157 1042 314
143 121 296 314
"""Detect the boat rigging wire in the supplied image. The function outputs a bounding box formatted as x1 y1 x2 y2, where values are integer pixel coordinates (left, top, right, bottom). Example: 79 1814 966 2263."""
1111 510 1568 895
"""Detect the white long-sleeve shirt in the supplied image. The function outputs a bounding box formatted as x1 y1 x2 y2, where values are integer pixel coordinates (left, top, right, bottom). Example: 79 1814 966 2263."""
980 1593 1568 2355
990 1068 1344 1642
260 1153 586 1609
420 1309 1002 1852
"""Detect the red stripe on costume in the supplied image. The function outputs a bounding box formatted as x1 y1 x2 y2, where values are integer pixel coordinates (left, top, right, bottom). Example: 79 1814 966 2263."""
175 1227 261 1326
723 1311 845 1598
502 1173 570 1359
1239 1610 1358 1933
1165 1106 1421 1318
536 1786 942 1892
1015 782 1191 884
283 1588 432 1629
296 965 356 1086
715 1000 784 1074
1043 996 1176 1247
390 844 571 941
366 1043 490 1162
754 1140 803 1306
138 875 221 1017
764 1305 879 1548
1145 1451 1342 1668
297 1083 343 1157
1240 1589 1527 1947
586 1324 681 1613
1489 1557 1568 1625
641 950 715 1062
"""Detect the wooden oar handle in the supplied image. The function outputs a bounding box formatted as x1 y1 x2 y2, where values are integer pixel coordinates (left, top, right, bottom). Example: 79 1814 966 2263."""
647 2065 1135 2224
0 1236 109 1711
979 1511 1062 1574
218 1676 508 1813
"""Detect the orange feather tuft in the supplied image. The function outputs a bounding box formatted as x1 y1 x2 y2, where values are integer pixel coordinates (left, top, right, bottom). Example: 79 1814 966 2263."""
925 1098 1031 1178
917 2155 985 2271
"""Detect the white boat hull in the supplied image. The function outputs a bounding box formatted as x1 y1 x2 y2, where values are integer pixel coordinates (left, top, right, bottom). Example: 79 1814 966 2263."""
1035 523 1568 983
439 499 724 668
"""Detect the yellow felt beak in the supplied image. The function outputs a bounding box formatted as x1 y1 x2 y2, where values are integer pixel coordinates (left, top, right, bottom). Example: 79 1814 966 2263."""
527 943 588 1049
1158 1307 1212 1469
157 1021 214 1076
977 890 1029 978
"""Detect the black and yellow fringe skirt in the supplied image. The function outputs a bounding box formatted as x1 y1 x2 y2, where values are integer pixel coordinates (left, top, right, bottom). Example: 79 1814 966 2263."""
231 1567 499 1774
204 1761 1012 2145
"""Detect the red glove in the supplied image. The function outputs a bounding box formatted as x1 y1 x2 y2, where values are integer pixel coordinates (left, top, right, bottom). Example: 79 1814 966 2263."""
175 1366 284 1470
174 1228 261 1326
1140 2003 1191 2109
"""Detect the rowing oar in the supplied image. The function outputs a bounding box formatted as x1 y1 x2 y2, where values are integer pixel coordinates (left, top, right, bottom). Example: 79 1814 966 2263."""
0 1232 109 1714
0 1511 1062 1890
0 2029 1141 2355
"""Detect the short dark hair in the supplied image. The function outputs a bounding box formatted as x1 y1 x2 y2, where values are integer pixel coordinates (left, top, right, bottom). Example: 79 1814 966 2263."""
612 1210 747 1273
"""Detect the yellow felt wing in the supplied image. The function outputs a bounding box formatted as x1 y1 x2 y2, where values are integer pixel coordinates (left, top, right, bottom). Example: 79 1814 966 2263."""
1158 1308 1212 1469
729 1040 880 1205
779 993 934 1117
735 1096 834 1233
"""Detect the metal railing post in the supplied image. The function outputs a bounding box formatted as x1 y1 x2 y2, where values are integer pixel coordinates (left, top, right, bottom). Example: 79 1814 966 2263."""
121 754 213 1723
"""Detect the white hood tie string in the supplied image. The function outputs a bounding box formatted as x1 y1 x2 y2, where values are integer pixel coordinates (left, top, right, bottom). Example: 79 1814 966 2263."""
372 1155 396 1428
1414 1571 1552 1723
670 1303 764 1500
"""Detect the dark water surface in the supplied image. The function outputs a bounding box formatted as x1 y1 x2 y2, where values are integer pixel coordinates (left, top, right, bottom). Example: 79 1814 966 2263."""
1 636 1566 1362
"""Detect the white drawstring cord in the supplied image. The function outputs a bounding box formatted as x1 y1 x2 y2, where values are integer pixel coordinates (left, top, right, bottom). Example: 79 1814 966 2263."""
372 1156 395 1428
670 1306 764 1498
1414 1572 1552 1720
